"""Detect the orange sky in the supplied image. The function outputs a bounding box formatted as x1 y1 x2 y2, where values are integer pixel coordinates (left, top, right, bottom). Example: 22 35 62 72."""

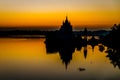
0 0 120 28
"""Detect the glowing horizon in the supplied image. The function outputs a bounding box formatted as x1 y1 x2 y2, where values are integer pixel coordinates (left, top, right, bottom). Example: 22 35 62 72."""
0 0 120 28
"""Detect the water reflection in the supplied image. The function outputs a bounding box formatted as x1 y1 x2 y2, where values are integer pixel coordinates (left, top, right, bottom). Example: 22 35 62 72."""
45 36 101 69
0 38 120 80
105 48 120 69
45 38 75 69
45 35 120 71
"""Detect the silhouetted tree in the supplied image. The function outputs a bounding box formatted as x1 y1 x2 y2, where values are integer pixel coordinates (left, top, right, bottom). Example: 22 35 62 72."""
102 24 120 49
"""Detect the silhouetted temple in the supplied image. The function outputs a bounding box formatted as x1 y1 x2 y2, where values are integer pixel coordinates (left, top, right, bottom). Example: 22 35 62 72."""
60 16 72 33
57 16 74 41
45 16 74 42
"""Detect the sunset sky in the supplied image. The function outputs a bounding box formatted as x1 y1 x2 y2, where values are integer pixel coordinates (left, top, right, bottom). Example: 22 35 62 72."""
0 0 120 28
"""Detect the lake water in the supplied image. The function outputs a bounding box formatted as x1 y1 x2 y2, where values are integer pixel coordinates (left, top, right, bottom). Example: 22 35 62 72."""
0 38 120 80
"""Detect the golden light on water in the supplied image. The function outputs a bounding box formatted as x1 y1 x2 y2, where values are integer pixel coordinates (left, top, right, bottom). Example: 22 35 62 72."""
0 38 120 79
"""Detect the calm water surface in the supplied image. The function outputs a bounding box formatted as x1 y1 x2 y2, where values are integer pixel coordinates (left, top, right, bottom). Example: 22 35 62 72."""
0 38 120 80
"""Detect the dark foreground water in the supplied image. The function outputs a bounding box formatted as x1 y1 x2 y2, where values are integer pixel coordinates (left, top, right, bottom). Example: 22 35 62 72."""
0 38 120 80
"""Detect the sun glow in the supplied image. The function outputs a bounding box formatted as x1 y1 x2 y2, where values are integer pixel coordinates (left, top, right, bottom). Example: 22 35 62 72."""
0 0 120 28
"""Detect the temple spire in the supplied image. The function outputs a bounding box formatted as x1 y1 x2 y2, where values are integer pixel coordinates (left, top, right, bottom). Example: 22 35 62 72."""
60 16 72 33
66 16 68 20
65 16 68 23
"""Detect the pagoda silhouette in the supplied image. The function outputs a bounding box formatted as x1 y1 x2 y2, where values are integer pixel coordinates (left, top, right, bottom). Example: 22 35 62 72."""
57 16 74 42
45 16 74 42
60 16 72 33
45 16 75 69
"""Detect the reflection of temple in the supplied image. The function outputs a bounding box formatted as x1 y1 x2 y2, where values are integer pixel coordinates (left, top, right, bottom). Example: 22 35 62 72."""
59 45 75 69
46 43 75 69
84 45 87 59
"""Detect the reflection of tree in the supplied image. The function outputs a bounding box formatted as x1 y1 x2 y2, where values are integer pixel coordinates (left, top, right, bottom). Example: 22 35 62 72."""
88 36 99 52
83 45 87 59
98 44 105 52
105 48 120 69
